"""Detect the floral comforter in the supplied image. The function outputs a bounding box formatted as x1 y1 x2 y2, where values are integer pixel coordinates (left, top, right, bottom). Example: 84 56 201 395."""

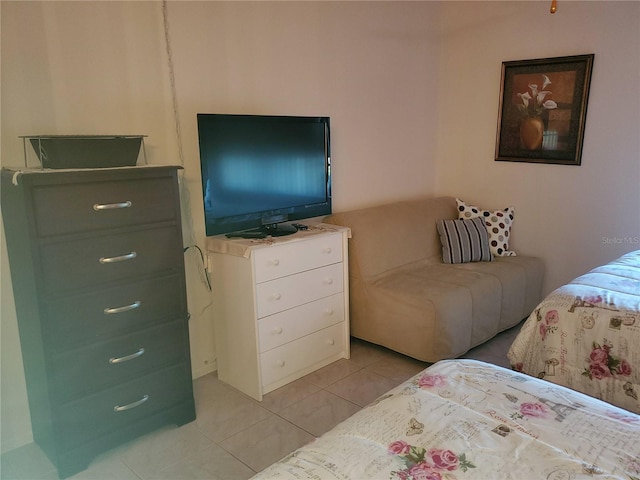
508 250 640 414
251 359 640 480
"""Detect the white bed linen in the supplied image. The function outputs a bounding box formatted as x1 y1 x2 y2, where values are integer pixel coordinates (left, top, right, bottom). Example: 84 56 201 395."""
252 359 640 479
508 250 640 414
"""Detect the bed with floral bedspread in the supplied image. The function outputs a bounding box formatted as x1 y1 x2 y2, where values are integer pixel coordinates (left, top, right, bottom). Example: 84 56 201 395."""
251 359 639 480
508 250 640 415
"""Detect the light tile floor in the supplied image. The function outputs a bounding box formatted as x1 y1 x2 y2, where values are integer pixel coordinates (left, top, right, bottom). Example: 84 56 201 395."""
1 324 521 480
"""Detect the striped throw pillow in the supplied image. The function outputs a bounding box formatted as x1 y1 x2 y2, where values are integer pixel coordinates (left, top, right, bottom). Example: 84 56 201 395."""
436 217 493 264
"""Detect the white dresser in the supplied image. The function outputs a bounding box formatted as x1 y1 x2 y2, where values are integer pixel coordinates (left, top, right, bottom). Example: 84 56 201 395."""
206 225 350 400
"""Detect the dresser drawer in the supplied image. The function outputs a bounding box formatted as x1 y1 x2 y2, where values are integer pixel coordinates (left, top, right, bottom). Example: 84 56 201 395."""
255 263 344 318
260 323 346 387
39 226 183 293
258 293 344 352
31 177 178 237
44 274 186 352
52 321 187 403
253 232 343 283
57 363 192 450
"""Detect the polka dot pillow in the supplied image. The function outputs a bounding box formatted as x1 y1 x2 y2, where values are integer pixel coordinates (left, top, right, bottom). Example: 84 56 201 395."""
456 198 516 256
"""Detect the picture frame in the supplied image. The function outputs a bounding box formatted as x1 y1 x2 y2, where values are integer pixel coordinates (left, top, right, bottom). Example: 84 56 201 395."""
495 54 594 166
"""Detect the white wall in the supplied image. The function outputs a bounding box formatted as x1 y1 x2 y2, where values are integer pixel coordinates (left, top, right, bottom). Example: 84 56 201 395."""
164 1 441 211
0 0 440 453
435 1 640 294
2 0 639 455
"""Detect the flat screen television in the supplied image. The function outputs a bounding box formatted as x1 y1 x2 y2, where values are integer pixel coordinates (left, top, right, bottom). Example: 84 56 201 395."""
197 114 331 237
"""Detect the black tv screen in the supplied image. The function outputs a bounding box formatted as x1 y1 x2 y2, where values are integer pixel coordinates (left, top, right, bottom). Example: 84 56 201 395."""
197 114 331 237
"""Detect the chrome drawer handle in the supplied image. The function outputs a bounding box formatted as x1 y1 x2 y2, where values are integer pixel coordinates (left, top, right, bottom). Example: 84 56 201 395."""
93 201 132 211
114 394 149 412
109 348 145 364
99 252 137 264
104 301 141 315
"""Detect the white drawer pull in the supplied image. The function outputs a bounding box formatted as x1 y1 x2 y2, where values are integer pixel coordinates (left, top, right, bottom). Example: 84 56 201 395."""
322 247 332 254
114 394 149 412
273 327 283 335
323 278 334 285
324 308 334 316
109 348 145 364
269 259 280 266
271 293 282 301
327 339 335 346
277 360 285 367
93 201 132 211
104 300 141 315
99 252 137 264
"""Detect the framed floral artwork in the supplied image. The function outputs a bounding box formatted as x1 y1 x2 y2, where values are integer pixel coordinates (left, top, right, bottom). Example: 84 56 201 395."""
495 54 594 166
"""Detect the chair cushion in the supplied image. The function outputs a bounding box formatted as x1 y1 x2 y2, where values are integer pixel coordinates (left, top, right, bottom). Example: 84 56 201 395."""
436 217 493 264
456 198 516 257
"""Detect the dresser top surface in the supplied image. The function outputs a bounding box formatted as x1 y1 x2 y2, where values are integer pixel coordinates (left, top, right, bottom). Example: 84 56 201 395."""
1 165 183 186
1 164 181 175
205 224 350 258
